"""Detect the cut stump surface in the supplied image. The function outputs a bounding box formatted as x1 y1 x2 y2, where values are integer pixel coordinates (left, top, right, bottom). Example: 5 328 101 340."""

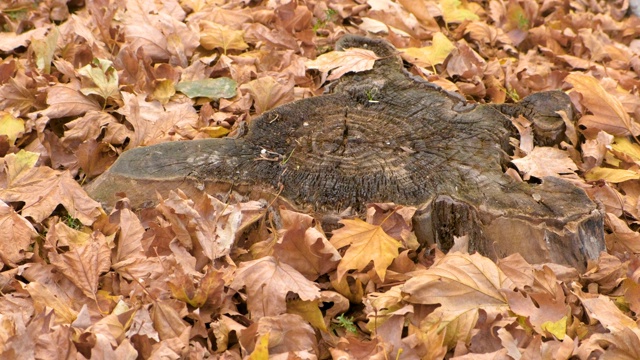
86 35 604 270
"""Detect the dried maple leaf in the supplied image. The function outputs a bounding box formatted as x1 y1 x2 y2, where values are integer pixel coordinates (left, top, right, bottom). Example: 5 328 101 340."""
330 217 402 282
151 300 189 341
503 267 570 336
239 314 317 356
41 85 101 119
511 147 581 182
274 209 341 280
240 76 294 115
440 0 480 23
78 58 120 102
48 240 111 300
401 32 455 68
404 252 514 311
117 92 199 147
305 48 380 80
566 73 640 136
199 21 249 54
0 200 36 266
230 256 320 318
0 151 102 224
0 112 24 146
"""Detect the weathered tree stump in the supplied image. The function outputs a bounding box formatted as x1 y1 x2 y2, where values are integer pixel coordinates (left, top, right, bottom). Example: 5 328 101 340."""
86 35 604 270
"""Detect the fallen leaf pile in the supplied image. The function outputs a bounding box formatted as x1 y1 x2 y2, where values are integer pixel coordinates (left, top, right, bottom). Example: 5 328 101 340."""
2 0 640 358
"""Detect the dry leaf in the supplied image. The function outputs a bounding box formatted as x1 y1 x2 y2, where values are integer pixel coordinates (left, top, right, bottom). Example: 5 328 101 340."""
230 256 320 318
401 32 455 68
403 252 514 311
511 146 581 181
199 21 249 54
0 159 102 224
566 73 640 136
305 48 380 80
49 240 111 299
330 218 402 282
0 199 36 266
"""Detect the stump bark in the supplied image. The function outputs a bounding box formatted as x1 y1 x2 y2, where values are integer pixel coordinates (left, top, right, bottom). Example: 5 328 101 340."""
86 35 604 270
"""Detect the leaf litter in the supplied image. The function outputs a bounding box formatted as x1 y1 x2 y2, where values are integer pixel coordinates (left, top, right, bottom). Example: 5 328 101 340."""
1 0 640 358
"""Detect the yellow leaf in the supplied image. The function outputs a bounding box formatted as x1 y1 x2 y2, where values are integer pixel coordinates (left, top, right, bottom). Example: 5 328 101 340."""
440 0 480 24
287 299 328 332
585 167 640 183
26 282 78 324
610 137 640 164
4 149 39 184
248 333 269 360
0 112 25 146
201 126 230 138
401 32 455 68
541 316 567 339
199 22 248 54
566 73 640 136
306 48 380 80
152 79 175 105
330 218 401 282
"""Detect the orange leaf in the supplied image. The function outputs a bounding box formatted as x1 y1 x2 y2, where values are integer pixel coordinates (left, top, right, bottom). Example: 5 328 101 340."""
330 218 401 282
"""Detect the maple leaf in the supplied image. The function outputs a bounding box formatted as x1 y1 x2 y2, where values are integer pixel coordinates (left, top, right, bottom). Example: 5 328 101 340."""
230 256 320 318
566 73 640 136
330 218 402 282
78 58 120 101
511 147 581 182
0 112 24 146
503 267 570 336
240 314 317 356
199 21 249 54
305 48 380 80
440 0 480 23
151 300 189 341
0 200 36 266
274 209 341 280
401 32 456 68
403 252 514 310
48 240 111 300
41 85 102 119
0 151 102 224
585 167 640 183
240 76 294 115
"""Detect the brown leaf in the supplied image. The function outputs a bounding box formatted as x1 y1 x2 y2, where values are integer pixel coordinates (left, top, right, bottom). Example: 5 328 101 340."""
239 314 317 356
230 256 320 318
117 92 199 148
49 240 111 299
0 155 102 224
566 73 640 136
274 209 341 280
0 200 36 266
511 146 581 182
504 267 569 336
151 300 189 341
403 252 514 311
199 21 249 54
330 218 402 282
41 85 101 119
241 76 294 115
305 48 380 80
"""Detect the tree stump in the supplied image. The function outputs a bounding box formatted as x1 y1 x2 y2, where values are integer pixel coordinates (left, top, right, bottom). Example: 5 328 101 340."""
86 35 604 270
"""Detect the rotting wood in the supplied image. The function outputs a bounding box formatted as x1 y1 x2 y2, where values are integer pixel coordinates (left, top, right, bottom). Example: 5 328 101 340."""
86 35 604 270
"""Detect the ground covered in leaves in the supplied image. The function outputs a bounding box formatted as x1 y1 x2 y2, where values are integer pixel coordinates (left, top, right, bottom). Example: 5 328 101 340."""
2 0 640 358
